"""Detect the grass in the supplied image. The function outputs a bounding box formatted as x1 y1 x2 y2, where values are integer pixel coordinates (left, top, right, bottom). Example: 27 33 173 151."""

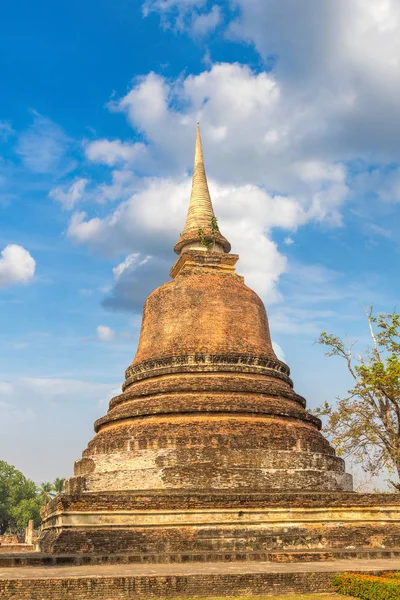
260 596 348 600
264 596 349 599
170 595 349 600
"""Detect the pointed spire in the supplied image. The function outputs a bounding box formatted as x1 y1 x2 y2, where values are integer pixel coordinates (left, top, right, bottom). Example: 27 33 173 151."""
183 123 215 232
174 123 231 255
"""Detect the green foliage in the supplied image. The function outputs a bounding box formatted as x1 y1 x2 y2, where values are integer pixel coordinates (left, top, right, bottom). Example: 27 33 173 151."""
9 498 41 531
197 227 212 250
332 572 400 599
38 482 54 505
0 460 66 533
0 460 40 533
197 217 220 251
315 307 400 489
53 477 65 494
210 216 219 235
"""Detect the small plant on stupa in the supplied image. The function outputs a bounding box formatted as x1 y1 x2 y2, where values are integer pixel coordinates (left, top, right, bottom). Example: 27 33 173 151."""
198 217 220 251
198 227 212 250
210 216 219 235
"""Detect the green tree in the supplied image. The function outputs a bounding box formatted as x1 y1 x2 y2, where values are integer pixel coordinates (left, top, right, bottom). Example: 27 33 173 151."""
9 498 41 531
38 482 54 505
52 477 65 494
0 460 40 533
315 308 400 489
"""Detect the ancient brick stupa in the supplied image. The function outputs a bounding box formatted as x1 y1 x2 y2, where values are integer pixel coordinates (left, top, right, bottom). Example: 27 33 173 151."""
39 126 400 559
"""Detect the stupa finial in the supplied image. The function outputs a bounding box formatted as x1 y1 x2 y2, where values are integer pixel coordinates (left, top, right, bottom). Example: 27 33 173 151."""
174 123 231 255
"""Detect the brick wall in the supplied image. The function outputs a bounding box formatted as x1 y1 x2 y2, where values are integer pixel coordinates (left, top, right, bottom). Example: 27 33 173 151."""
42 490 400 515
0 545 33 554
0 571 337 599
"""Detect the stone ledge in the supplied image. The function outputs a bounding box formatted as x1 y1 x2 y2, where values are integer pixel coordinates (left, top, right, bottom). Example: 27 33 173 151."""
94 396 319 432
0 545 33 554
123 354 292 389
3 548 400 567
41 504 399 529
41 490 400 516
110 375 305 411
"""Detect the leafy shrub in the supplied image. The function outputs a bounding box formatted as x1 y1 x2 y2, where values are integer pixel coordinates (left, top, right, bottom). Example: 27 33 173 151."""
332 572 400 599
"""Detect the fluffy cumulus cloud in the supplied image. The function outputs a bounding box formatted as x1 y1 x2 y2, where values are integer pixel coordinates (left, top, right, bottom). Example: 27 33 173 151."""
96 325 116 341
105 62 350 221
141 0 400 164
85 140 146 167
231 0 400 162
0 244 36 288
63 1 400 311
66 60 356 309
68 175 299 305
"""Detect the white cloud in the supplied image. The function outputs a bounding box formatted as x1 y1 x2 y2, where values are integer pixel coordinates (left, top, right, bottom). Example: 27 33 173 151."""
65 23 400 312
69 62 353 319
354 166 400 203
16 113 74 174
113 253 151 280
142 0 202 16
96 325 116 341
49 178 89 210
68 176 295 304
108 63 350 223
85 139 146 167
229 0 400 158
68 177 190 256
0 245 36 288
104 255 170 312
114 72 170 134
68 156 351 308
142 0 220 35
192 5 221 36
140 0 400 167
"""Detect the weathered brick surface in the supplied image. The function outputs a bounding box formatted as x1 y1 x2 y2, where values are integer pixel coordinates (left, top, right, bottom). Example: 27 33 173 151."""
134 268 276 362
39 250 356 553
38 523 400 556
2 566 400 599
0 545 33 554
0 571 338 599
63 252 350 497
0 536 23 545
4 547 400 567
40 491 400 513
111 374 303 409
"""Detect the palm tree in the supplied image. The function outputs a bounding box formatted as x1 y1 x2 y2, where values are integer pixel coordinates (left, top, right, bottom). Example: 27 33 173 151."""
39 482 54 504
52 478 65 494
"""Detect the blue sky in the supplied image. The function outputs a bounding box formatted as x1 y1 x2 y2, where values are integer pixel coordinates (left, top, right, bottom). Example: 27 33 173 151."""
1 0 399 488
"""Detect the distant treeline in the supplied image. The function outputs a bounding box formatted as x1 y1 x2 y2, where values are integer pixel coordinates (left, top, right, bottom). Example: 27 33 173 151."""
0 460 65 534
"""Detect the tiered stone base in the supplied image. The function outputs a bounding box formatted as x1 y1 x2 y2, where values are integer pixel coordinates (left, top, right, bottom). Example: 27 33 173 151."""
38 490 400 558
